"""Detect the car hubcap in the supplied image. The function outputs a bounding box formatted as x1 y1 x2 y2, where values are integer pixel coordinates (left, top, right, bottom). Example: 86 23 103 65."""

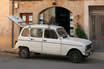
21 49 27 57
70 52 78 61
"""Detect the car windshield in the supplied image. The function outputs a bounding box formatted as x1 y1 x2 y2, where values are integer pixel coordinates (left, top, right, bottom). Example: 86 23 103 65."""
57 28 68 38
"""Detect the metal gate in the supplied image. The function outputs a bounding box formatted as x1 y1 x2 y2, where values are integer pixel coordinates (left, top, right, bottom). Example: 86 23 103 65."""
90 13 104 52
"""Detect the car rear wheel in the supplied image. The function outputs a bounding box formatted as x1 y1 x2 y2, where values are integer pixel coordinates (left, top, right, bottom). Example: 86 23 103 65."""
68 50 83 63
19 48 30 58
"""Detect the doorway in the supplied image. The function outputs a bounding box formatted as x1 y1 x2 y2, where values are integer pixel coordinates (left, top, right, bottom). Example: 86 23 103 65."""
55 7 70 35
89 6 104 52
39 7 74 36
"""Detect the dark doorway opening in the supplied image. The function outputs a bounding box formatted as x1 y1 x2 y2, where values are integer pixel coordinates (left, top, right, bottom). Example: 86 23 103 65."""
55 7 70 35
39 7 74 36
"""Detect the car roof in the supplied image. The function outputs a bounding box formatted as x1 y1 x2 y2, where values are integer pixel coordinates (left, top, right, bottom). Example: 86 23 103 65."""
24 24 63 29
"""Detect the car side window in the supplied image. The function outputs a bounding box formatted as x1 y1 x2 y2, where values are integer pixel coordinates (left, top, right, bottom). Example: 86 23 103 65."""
22 28 29 37
31 28 43 38
44 29 58 39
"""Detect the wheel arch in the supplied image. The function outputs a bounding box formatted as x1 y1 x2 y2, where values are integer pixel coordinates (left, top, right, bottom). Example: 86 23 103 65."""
66 48 83 56
19 46 30 51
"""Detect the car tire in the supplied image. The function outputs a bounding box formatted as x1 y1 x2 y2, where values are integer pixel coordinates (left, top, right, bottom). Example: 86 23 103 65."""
68 50 83 63
19 48 30 58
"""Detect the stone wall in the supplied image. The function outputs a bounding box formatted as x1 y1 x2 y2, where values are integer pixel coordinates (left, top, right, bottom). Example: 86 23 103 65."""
7 0 84 48
2 0 103 48
11 0 84 34
0 0 10 48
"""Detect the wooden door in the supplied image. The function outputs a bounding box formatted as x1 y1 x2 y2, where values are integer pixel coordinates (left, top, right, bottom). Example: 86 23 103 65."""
90 15 104 51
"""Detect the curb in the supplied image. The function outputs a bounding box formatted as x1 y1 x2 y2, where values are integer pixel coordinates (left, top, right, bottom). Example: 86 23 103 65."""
0 48 18 54
92 52 104 56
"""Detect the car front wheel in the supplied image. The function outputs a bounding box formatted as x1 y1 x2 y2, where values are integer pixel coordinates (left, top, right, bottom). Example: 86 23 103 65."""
68 50 83 63
19 48 30 58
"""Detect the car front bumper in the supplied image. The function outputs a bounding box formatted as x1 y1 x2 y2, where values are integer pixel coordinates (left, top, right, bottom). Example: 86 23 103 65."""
85 49 93 56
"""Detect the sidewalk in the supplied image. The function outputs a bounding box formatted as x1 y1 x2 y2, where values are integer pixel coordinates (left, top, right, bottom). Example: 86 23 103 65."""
0 48 104 56
93 52 104 56
0 48 18 54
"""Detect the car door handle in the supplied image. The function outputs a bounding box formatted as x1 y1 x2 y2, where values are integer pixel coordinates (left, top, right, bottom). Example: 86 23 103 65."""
43 40 47 42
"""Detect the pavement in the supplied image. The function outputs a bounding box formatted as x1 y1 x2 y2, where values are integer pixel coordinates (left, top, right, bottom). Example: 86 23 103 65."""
0 54 104 69
0 48 18 54
0 48 104 56
0 48 104 69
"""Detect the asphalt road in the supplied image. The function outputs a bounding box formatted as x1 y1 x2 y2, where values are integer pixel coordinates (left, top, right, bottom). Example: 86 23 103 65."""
0 53 104 69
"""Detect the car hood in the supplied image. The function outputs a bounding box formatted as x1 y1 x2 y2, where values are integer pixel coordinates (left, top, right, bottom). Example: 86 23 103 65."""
62 37 92 46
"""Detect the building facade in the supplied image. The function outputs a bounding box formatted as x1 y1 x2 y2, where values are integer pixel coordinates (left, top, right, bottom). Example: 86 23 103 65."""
0 0 104 51
0 0 10 48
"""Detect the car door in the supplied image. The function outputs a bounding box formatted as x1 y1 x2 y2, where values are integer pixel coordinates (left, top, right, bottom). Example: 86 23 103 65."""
42 29 61 55
20 28 31 46
29 28 43 53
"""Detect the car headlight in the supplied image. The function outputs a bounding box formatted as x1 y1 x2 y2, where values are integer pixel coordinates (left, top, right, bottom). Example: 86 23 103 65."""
86 44 92 51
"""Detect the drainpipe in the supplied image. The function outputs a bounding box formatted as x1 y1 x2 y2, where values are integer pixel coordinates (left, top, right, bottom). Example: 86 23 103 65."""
11 0 14 48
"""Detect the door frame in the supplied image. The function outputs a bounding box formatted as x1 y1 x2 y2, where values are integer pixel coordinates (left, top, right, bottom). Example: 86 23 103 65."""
42 28 61 55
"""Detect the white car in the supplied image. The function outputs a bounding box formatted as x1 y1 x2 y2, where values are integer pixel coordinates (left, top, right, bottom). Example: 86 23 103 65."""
15 24 93 63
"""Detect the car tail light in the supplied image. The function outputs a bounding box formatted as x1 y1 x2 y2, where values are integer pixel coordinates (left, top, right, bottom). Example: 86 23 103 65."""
15 40 17 44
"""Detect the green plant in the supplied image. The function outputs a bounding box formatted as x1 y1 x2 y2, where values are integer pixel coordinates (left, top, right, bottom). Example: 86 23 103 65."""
75 24 88 39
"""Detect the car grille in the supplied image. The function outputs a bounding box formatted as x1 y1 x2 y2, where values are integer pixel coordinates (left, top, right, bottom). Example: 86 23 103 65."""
86 44 92 50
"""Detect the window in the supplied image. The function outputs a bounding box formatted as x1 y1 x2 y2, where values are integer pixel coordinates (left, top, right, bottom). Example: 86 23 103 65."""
57 28 68 38
44 29 58 39
31 28 43 38
20 13 33 25
22 28 29 36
